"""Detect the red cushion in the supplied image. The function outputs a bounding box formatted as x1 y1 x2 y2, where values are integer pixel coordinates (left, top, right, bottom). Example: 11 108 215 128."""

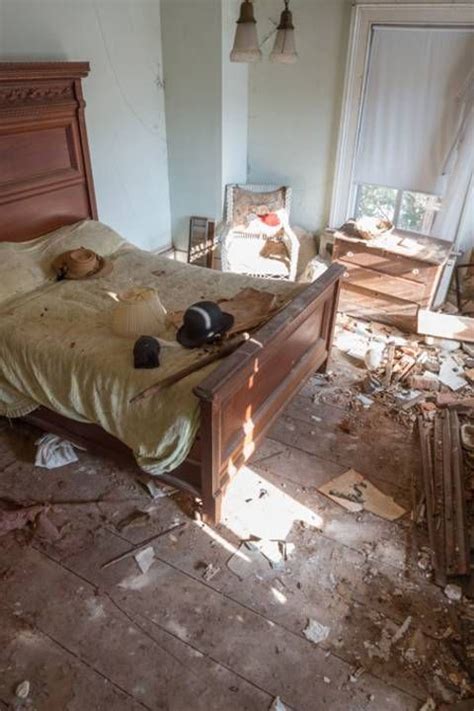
260 212 280 227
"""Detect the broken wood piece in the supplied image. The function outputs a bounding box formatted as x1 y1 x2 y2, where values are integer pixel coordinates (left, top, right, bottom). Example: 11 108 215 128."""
442 411 455 576
318 469 406 521
418 418 438 575
432 413 447 586
450 410 470 576
130 333 249 403
436 394 474 410
417 410 470 584
392 354 416 385
418 309 474 343
383 343 396 387
168 288 279 336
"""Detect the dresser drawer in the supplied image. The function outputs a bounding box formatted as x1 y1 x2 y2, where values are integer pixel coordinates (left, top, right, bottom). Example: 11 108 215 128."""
339 261 431 306
333 239 439 288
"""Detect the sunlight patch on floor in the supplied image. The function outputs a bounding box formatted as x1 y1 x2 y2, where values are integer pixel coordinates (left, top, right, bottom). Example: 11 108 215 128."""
221 465 324 540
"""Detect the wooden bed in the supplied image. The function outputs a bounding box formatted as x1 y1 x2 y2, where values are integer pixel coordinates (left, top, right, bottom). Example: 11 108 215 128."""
0 62 344 524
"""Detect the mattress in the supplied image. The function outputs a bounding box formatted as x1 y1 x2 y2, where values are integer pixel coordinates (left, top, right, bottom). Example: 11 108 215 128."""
0 220 299 475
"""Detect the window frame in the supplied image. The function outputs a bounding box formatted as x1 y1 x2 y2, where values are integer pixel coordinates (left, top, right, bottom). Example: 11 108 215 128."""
329 2 474 231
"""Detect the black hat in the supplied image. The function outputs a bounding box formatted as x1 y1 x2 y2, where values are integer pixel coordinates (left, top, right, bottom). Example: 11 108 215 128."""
177 301 234 349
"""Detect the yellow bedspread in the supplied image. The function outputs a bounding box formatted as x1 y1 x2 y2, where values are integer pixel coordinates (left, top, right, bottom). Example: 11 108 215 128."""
0 221 299 475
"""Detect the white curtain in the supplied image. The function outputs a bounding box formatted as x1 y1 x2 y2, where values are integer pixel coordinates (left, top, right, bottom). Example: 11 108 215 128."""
354 27 474 197
432 69 474 245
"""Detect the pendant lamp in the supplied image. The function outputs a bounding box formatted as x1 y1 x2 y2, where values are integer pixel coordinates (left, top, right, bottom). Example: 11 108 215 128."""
270 0 298 64
230 1 262 63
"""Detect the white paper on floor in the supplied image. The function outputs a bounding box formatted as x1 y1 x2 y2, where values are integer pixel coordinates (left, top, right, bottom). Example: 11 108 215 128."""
34 433 85 469
318 469 406 521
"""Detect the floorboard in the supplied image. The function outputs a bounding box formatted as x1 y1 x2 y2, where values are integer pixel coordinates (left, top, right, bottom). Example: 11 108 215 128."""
0 349 470 709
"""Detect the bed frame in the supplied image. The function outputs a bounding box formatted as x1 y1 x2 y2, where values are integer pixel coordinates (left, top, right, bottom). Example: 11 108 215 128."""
0 62 344 524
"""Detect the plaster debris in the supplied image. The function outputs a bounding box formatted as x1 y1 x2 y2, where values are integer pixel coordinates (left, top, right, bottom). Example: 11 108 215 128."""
418 698 436 711
364 342 386 370
444 584 463 602
319 469 406 520
202 563 220 582
394 389 424 409
349 666 366 683
15 680 30 699
269 697 288 711
134 546 155 575
335 330 370 362
142 480 177 500
356 394 374 408
303 619 330 645
363 627 393 662
438 357 467 391
391 616 412 644
323 676 331 684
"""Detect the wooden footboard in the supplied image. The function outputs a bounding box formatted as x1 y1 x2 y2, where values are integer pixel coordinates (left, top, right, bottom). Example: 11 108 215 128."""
194 264 344 523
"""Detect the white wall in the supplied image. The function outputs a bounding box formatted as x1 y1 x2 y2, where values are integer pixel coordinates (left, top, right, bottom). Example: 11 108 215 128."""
221 0 248 196
161 0 222 251
0 0 171 251
247 0 351 234
161 0 248 251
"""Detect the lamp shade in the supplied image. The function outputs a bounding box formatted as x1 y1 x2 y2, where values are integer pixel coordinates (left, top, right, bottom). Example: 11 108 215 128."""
270 4 298 64
230 1 262 63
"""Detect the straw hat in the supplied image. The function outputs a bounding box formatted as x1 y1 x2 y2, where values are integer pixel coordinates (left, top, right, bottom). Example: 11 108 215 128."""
52 247 113 280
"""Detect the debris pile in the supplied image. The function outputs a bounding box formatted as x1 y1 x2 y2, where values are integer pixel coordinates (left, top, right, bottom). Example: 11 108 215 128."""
330 314 473 600
333 315 474 429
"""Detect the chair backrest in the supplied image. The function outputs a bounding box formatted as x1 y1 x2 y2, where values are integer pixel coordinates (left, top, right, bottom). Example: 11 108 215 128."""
224 184 292 225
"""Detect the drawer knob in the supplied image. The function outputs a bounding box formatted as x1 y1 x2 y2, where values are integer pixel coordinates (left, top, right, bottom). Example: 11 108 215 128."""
346 251 354 257
412 268 420 275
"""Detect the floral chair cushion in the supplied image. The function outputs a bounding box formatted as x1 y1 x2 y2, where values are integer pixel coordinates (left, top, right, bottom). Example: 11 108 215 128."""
231 187 287 229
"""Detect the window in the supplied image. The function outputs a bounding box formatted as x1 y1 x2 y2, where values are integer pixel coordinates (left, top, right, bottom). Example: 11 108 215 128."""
355 184 442 236
330 4 473 255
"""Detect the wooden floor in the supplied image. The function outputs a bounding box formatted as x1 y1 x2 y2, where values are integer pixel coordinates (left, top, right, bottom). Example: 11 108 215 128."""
0 351 472 710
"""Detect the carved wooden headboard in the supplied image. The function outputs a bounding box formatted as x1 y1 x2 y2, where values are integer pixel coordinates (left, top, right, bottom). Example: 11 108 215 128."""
0 62 97 242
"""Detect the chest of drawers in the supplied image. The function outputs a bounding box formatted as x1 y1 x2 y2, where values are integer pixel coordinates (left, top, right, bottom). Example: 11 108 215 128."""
333 232 452 332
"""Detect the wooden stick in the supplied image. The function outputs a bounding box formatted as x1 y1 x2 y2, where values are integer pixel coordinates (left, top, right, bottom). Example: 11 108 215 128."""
383 343 396 387
130 333 249 404
443 410 455 575
450 410 470 575
101 522 186 570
